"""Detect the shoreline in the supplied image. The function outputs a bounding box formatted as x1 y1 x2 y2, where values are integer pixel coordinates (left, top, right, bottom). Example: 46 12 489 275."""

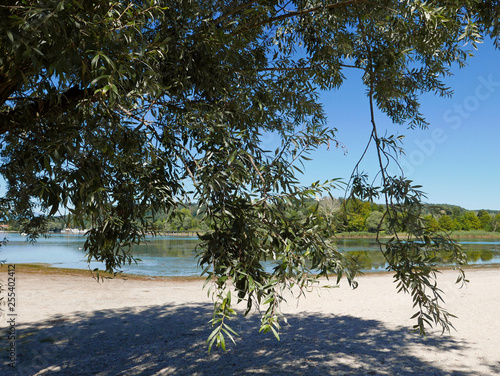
3 229 500 240
4 262 500 280
1 267 499 375
0 263 206 282
334 231 500 239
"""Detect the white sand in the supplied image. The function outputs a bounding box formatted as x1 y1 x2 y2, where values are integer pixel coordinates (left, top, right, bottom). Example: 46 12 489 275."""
2 267 500 375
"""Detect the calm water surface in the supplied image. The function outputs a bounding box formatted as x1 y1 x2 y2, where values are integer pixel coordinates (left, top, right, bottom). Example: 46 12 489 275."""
1 233 499 276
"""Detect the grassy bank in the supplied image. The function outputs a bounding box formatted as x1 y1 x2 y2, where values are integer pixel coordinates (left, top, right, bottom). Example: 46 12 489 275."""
446 230 500 239
334 230 500 240
334 231 389 239
0 263 204 281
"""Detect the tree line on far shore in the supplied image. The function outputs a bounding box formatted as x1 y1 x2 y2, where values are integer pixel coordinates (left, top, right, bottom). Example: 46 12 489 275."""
4 199 499 235
325 199 500 234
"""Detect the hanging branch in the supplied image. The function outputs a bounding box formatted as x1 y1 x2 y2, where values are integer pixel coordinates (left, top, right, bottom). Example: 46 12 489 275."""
352 16 469 336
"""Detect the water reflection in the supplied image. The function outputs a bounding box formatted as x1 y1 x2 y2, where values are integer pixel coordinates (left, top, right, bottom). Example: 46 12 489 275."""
132 237 200 258
1 233 499 276
124 237 201 276
336 238 500 272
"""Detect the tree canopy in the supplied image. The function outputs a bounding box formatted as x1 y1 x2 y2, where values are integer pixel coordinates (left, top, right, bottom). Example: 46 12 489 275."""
1 0 499 351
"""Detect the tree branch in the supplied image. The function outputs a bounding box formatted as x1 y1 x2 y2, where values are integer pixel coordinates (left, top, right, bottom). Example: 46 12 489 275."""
233 0 368 35
257 63 362 72
0 75 18 109
0 86 93 136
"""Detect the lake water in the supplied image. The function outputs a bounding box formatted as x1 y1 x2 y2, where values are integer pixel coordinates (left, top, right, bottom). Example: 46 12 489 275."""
1 233 499 276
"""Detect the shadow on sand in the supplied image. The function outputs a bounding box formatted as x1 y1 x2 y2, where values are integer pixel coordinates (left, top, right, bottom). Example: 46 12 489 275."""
2 303 489 375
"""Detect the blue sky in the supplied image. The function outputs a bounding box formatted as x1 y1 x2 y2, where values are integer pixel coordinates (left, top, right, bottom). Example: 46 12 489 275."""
295 40 500 211
1 42 498 211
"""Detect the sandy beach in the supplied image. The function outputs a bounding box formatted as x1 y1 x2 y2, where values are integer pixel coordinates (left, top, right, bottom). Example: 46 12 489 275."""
1 266 499 375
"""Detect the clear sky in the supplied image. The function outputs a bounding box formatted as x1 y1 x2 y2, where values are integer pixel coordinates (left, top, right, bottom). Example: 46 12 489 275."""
294 40 500 211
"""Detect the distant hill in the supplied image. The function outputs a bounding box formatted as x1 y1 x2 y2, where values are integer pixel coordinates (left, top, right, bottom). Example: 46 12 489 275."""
424 203 500 216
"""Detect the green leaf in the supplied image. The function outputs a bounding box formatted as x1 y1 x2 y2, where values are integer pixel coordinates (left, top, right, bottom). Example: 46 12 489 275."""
91 54 100 69
6 30 14 43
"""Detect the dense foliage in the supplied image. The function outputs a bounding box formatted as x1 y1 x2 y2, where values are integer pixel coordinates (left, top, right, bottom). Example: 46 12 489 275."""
6 201 498 235
1 0 499 350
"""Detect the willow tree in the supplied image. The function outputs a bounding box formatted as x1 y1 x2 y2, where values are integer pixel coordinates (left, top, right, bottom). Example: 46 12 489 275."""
1 0 498 350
